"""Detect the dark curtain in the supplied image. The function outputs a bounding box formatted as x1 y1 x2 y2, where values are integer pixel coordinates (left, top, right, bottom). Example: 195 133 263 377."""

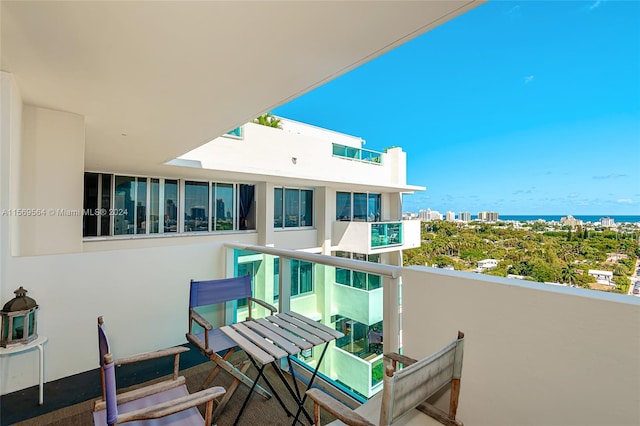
239 184 255 230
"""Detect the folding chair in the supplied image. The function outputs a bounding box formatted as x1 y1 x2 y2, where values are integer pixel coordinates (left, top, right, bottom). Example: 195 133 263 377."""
307 331 465 426
93 316 225 426
185 275 278 421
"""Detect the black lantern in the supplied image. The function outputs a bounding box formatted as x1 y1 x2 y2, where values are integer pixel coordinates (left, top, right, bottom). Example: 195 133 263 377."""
1 286 39 347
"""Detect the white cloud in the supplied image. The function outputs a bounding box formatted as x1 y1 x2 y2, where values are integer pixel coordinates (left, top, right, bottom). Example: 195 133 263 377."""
524 75 535 84
593 173 627 179
506 5 521 15
589 0 602 11
616 199 634 204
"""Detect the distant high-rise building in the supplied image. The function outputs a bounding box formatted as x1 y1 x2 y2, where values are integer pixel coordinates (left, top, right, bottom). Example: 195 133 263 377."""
446 211 456 221
459 212 471 222
560 215 583 228
478 211 499 222
600 217 615 227
419 208 443 221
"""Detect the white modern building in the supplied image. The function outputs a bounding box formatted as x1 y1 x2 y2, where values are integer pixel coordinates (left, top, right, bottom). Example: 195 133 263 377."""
477 259 499 272
459 211 472 222
588 269 615 287
1 2 639 426
560 215 583 228
600 217 615 227
477 211 499 222
446 211 456 221
419 208 443 221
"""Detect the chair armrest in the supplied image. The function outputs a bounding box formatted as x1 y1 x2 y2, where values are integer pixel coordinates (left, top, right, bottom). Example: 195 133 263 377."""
248 297 277 314
115 386 226 424
384 352 418 367
115 346 189 366
189 310 213 330
306 388 375 426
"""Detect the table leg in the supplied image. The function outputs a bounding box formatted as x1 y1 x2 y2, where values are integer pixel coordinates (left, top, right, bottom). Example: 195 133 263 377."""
291 343 330 426
37 343 44 405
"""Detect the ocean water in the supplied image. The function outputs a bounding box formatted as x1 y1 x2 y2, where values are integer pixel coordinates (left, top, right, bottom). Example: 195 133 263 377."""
490 215 640 223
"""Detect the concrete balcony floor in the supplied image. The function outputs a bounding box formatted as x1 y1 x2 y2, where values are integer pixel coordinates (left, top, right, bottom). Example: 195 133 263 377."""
2 346 337 426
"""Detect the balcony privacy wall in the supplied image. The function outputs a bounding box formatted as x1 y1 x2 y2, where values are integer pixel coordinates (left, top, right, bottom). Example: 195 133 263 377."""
402 266 640 426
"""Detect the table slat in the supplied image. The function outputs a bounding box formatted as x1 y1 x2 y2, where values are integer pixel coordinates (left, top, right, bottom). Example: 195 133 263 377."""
286 311 344 339
278 313 335 341
244 321 301 355
220 326 274 365
267 316 324 346
232 323 289 359
256 318 313 350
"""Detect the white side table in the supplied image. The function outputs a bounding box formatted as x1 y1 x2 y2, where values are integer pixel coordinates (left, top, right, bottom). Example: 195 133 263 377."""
0 335 48 404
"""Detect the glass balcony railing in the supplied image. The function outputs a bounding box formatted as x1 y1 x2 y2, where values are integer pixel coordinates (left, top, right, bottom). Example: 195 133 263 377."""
332 143 382 164
228 243 399 401
371 222 402 248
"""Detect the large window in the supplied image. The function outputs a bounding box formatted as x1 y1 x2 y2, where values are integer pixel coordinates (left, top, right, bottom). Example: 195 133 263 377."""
184 181 209 232
334 252 381 291
336 192 380 222
291 259 313 297
83 173 254 237
274 187 313 228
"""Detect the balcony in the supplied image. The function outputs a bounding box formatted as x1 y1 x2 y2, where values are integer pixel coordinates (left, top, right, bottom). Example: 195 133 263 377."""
332 219 420 254
228 242 640 426
332 143 383 164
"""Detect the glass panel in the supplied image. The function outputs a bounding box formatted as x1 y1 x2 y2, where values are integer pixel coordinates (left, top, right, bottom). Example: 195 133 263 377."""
299 261 313 294
237 260 260 308
185 181 209 232
225 127 243 137
100 175 112 236
164 180 178 233
214 183 234 231
149 179 160 233
301 190 313 227
336 192 351 221
368 194 381 222
371 358 384 386
274 188 283 228
353 193 367 222
273 257 280 301
285 189 299 227
114 176 135 235
83 173 98 237
334 251 351 286
291 259 300 296
367 254 382 290
352 253 366 290
136 178 147 234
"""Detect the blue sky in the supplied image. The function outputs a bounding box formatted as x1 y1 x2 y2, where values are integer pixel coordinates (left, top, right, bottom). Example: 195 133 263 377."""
274 1 640 216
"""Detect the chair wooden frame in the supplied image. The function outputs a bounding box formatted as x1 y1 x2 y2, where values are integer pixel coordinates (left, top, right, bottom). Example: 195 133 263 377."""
307 331 465 426
93 316 226 426
185 276 278 421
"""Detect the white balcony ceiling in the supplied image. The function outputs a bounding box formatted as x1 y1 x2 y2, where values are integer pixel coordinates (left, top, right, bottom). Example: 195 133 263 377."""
1 1 483 174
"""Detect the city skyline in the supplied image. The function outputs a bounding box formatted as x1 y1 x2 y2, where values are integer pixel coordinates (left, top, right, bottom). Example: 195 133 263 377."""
274 1 640 216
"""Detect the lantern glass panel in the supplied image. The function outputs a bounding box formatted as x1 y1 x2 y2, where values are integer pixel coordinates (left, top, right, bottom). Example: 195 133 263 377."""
14 316 24 339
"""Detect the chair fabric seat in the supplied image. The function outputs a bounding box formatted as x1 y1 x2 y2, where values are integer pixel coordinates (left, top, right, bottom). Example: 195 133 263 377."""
328 393 442 426
193 328 238 354
93 384 204 426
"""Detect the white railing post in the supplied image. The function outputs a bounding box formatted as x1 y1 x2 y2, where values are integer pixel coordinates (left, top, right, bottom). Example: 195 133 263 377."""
383 275 401 354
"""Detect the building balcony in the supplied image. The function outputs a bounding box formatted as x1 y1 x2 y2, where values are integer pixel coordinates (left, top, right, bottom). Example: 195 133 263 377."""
332 143 383 164
332 220 421 254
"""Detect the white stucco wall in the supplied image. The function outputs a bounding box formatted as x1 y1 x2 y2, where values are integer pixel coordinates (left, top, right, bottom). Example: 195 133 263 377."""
401 266 640 426
177 123 408 189
19 105 85 255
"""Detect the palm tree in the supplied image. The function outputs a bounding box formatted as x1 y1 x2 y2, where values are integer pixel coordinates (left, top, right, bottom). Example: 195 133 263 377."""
253 113 282 129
